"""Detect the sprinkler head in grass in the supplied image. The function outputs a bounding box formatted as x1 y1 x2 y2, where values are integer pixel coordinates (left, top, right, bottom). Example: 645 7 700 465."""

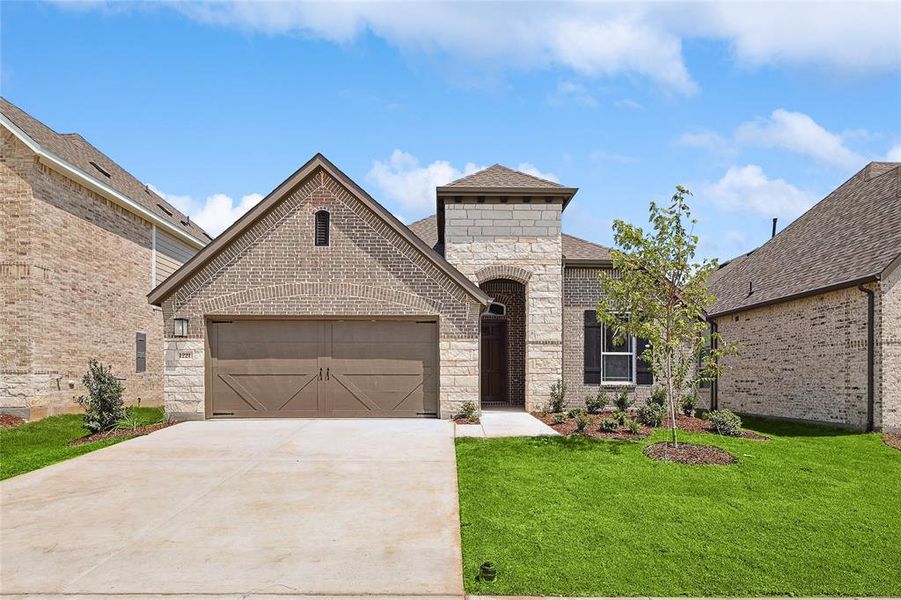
479 561 497 582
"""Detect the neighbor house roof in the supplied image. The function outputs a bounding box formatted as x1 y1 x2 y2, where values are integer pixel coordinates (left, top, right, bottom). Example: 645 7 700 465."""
408 214 611 265
708 162 901 317
0 97 209 246
149 154 491 307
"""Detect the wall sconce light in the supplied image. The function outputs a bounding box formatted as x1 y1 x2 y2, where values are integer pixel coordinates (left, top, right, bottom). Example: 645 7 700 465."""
174 318 189 338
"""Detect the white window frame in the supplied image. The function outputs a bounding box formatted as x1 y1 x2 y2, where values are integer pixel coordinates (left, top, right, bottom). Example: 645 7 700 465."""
601 323 636 385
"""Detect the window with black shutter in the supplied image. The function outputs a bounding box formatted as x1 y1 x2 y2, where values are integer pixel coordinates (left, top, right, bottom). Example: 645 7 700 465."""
135 332 146 373
314 210 330 246
583 311 602 384
635 337 653 385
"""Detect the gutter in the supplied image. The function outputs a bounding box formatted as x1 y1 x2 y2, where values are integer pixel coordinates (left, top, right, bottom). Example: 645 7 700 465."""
857 285 876 432
1 114 206 249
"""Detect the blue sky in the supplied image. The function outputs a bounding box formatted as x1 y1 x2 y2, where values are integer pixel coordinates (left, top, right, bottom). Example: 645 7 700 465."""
3 1 899 261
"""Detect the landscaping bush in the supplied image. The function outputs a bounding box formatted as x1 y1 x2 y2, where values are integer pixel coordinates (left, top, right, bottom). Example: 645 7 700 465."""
614 390 634 412
649 387 667 407
574 412 591 433
707 409 743 437
680 393 698 417
626 418 642 434
458 401 478 421
613 410 628 426
74 359 126 434
637 402 665 427
548 380 567 413
599 417 619 432
567 407 585 419
552 413 566 425
585 390 607 414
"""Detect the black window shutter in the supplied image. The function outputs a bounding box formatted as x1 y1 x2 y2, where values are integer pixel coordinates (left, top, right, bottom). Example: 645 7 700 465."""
636 337 653 385
135 332 146 373
314 210 330 246
583 311 602 384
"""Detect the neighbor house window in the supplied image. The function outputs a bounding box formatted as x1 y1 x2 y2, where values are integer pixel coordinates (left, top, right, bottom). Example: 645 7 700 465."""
583 310 652 385
135 332 146 373
314 210 330 246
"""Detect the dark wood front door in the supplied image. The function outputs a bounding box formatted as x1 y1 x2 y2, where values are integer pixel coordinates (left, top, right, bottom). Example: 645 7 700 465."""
480 320 508 406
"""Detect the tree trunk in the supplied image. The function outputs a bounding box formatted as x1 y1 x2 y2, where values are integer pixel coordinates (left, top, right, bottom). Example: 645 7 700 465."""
667 351 678 447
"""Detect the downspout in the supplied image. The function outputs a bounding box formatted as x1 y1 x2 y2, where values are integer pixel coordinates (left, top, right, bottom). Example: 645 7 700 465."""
857 285 875 432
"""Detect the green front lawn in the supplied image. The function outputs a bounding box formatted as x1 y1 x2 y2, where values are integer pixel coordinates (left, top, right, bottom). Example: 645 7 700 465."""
457 418 901 596
0 407 165 480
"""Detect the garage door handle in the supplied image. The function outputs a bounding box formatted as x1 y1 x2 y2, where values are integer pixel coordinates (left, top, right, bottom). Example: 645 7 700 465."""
326 367 330 380
319 367 323 381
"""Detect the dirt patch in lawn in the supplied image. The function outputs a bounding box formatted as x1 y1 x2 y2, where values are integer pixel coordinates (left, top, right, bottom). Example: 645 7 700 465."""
884 433 901 451
0 414 26 429
69 422 171 446
532 411 650 440
645 441 736 465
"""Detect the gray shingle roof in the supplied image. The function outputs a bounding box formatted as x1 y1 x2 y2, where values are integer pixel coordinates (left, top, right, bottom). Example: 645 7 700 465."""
407 214 611 264
708 162 901 316
444 164 564 189
1 97 210 242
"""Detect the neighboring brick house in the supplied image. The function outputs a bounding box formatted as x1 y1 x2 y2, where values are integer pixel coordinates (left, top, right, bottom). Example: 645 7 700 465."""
0 98 210 419
150 154 658 420
708 162 901 432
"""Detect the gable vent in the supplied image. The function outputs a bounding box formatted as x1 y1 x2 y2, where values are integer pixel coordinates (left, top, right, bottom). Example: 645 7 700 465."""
89 161 111 178
315 210 330 246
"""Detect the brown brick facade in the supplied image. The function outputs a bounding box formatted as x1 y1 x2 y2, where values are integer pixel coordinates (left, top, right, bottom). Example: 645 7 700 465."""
0 130 197 418
160 168 482 419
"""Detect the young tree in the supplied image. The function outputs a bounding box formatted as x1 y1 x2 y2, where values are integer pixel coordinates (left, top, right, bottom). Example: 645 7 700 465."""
74 359 126 434
596 186 734 446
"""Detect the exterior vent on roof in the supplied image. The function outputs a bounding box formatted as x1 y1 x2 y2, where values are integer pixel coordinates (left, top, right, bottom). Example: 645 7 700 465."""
157 203 173 217
89 161 111 178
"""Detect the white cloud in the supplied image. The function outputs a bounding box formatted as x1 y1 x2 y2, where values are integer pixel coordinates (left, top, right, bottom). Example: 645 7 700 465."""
735 109 865 170
614 98 643 110
62 1 898 95
149 185 262 237
548 81 598 107
678 131 736 159
886 144 901 162
365 150 483 218
698 165 817 220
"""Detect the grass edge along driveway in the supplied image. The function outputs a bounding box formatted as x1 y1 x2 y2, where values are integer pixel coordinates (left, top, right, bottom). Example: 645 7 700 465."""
456 417 901 597
0 406 165 480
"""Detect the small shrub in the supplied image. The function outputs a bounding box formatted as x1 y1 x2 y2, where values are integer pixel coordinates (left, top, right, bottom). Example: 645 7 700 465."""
614 390 634 412
74 359 126 434
708 409 743 437
613 410 628 426
574 412 591 433
585 390 607 414
548 380 567 413
680 393 698 417
552 413 566 425
457 401 477 421
567 407 585 419
599 417 619 432
637 402 665 427
649 387 667 407
626 418 642 434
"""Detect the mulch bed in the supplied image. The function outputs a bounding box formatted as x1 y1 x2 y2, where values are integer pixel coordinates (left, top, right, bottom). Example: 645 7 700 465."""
68 422 171 446
884 433 901 451
644 441 736 465
0 414 26 429
670 414 768 440
454 417 481 425
532 411 651 440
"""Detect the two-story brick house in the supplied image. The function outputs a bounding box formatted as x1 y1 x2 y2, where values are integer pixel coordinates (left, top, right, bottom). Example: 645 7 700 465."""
0 98 210 419
149 154 655 420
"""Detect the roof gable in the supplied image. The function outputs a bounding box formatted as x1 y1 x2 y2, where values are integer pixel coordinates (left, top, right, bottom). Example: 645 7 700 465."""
149 154 490 306
445 164 564 189
709 162 901 316
0 97 209 244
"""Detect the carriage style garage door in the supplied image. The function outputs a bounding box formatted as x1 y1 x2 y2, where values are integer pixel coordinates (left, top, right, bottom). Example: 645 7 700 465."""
208 319 438 418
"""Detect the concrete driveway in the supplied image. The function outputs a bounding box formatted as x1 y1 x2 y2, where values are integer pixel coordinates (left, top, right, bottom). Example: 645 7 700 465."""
0 419 463 599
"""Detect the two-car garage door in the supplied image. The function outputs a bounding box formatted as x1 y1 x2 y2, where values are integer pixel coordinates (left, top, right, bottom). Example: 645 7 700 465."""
208 319 438 418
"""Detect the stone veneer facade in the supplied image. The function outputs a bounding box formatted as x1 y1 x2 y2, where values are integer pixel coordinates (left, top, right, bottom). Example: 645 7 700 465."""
713 276 900 432
0 130 199 419
443 200 563 411
160 168 483 420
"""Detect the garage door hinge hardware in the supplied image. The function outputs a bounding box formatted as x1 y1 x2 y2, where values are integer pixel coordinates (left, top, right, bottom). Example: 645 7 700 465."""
417 412 438 416
212 412 234 416
319 367 323 381
211 320 233 324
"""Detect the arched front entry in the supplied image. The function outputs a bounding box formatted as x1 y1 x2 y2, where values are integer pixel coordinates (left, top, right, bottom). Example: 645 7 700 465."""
479 278 526 407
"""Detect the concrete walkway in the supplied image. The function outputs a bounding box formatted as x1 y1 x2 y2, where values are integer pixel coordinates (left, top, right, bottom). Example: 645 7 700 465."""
456 409 559 438
0 419 463 598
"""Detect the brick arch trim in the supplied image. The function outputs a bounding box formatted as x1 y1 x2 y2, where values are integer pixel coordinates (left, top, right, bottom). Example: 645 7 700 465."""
197 282 436 315
474 265 532 285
